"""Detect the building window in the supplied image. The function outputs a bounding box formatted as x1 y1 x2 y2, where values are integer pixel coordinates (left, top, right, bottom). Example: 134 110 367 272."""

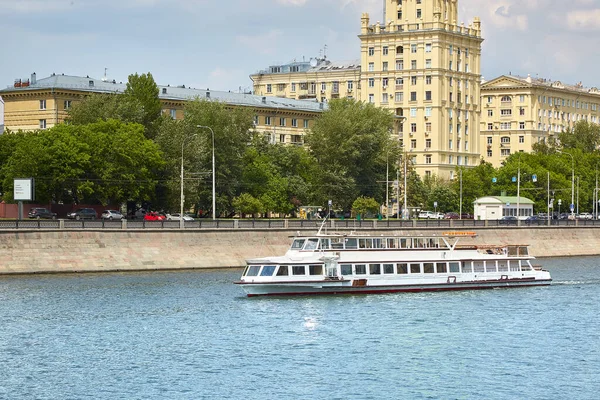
425 59 431 69
519 122 525 130
395 92 403 102
411 123 417 133
500 122 512 130
265 116 272 125
383 62 388 71
425 139 431 148
411 139 417 149
304 119 309 128
501 148 511 156
321 82 327 91
416 9 422 18
279 117 286 127
501 109 512 116
64 100 71 110
39 119 46 129
519 135 525 143
425 122 432 133
368 78 375 88
411 44 417 53
410 108 417 117
425 107 431 117
369 47 375 56
347 81 353 91
487 137 492 145
425 155 431 164
501 136 511 144
291 83 296 92
170 109 176 119
383 46 389 55
292 118 298 127
488 123 493 130
368 62 374 71
410 92 417 102
266 84 272 93
411 76 417 85
520 95 525 103
39 99 46 110
425 43 432 53
411 60 417 69
369 94 374 103
280 134 286 143
382 93 389 103
487 149 492 157
425 91 432 101
426 75 432 85
501 95 512 102
520 108 525 116
488 109 493 117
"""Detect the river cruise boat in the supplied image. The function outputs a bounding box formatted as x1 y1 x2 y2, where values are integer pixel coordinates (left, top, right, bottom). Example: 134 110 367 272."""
235 231 552 297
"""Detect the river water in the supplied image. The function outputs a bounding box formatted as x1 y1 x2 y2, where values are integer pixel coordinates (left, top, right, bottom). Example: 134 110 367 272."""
1 256 599 399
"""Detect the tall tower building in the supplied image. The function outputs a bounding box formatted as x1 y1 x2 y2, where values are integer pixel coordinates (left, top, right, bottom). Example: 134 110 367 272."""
360 0 483 179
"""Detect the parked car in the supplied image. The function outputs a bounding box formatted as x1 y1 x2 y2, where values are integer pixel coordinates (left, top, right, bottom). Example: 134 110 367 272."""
499 215 518 225
144 211 165 221
577 212 593 220
28 207 57 219
433 212 445 219
444 212 459 219
67 208 97 220
166 213 194 221
101 210 124 220
460 213 474 219
418 211 435 219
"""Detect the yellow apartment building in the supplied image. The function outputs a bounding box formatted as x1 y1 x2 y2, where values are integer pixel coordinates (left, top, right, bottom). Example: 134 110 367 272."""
251 0 483 179
1 73 324 145
480 75 600 167
251 58 361 102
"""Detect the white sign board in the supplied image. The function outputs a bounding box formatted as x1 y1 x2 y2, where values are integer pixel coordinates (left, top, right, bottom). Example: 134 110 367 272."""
14 178 34 201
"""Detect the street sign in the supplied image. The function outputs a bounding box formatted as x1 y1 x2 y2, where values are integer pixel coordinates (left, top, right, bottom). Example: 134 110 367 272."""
570 204 574 212
532 174 537 182
512 177 517 182
434 201 438 208
492 177 497 183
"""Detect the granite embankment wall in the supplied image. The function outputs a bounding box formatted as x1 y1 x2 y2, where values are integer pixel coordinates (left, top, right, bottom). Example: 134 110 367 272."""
0 227 599 274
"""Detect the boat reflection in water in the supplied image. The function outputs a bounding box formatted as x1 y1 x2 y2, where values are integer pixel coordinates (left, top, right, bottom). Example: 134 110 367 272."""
235 230 552 297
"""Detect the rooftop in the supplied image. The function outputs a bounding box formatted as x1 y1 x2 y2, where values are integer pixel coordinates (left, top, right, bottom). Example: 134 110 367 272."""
486 74 600 95
254 57 361 76
2 73 328 113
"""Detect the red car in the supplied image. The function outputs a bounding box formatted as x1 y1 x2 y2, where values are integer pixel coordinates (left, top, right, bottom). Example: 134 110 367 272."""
143 211 165 221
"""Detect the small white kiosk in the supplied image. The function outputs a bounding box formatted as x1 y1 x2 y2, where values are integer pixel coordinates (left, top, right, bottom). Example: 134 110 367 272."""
474 196 534 220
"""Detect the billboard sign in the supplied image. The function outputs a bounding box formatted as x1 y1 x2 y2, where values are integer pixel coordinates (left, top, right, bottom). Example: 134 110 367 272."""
14 178 34 201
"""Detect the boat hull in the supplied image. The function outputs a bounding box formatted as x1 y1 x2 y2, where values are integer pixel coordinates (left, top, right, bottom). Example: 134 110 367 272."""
236 278 553 297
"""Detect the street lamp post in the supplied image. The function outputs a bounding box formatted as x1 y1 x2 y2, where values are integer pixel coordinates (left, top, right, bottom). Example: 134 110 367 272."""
180 133 197 229
197 125 216 220
558 150 575 216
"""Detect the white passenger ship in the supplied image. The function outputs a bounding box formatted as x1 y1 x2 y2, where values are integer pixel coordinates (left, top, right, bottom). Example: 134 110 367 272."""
235 231 552 297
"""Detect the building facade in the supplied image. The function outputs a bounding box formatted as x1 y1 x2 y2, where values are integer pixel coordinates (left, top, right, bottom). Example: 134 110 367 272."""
480 75 600 167
251 0 483 179
1 73 324 145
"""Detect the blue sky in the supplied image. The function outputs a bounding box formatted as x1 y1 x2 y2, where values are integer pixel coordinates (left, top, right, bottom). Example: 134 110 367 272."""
2 0 600 123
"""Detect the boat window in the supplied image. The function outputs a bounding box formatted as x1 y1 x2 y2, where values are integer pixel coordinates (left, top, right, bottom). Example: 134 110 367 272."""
373 239 385 249
276 266 289 276
521 261 533 271
345 238 358 249
462 262 473 273
246 265 261 276
387 238 397 249
509 261 519 272
304 239 319 250
319 239 330 250
292 265 306 275
424 263 434 273
400 239 411 249
410 263 421 274
369 264 381 275
449 262 460 273
291 239 306 250
355 264 367 275
331 238 344 249
507 246 518 257
359 239 373 249
485 262 497 273
519 246 528 256
260 265 277 276
242 266 249 276
473 262 485 273
428 239 437 248
436 263 447 273
383 264 394 274
498 261 508 272
309 265 323 275
341 264 353 275
397 263 408 274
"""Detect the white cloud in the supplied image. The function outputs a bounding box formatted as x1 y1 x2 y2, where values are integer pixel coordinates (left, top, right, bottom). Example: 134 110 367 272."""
276 0 307 5
564 9 600 31
236 30 284 56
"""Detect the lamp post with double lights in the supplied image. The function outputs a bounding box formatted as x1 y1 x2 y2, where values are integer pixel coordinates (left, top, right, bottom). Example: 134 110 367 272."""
197 125 216 220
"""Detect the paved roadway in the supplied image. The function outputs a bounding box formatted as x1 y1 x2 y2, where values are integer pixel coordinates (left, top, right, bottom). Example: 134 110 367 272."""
0 218 597 230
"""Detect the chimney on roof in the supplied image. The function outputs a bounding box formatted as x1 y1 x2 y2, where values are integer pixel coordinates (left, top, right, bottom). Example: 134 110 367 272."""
31 72 36 85
162 88 167 94
262 96 267 104
526 74 532 84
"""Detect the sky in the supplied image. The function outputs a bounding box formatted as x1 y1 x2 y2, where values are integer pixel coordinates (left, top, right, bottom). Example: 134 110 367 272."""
1 0 600 123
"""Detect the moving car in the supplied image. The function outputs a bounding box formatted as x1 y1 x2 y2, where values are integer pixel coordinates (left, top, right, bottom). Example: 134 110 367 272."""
577 212 593 220
418 211 435 219
67 208 97 220
166 213 194 221
101 210 124 220
143 211 165 221
28 208 57 219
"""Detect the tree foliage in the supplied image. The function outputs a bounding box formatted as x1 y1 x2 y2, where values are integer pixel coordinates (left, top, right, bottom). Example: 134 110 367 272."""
67 93 144 126
352 196 380 217
305 98 400 209
123 72 163 139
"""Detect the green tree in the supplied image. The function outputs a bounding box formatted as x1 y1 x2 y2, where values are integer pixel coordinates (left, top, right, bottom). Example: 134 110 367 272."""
352 196 380 218
66 93 144 126
232 193 263 217
305 98 399 209
123 72 163 139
